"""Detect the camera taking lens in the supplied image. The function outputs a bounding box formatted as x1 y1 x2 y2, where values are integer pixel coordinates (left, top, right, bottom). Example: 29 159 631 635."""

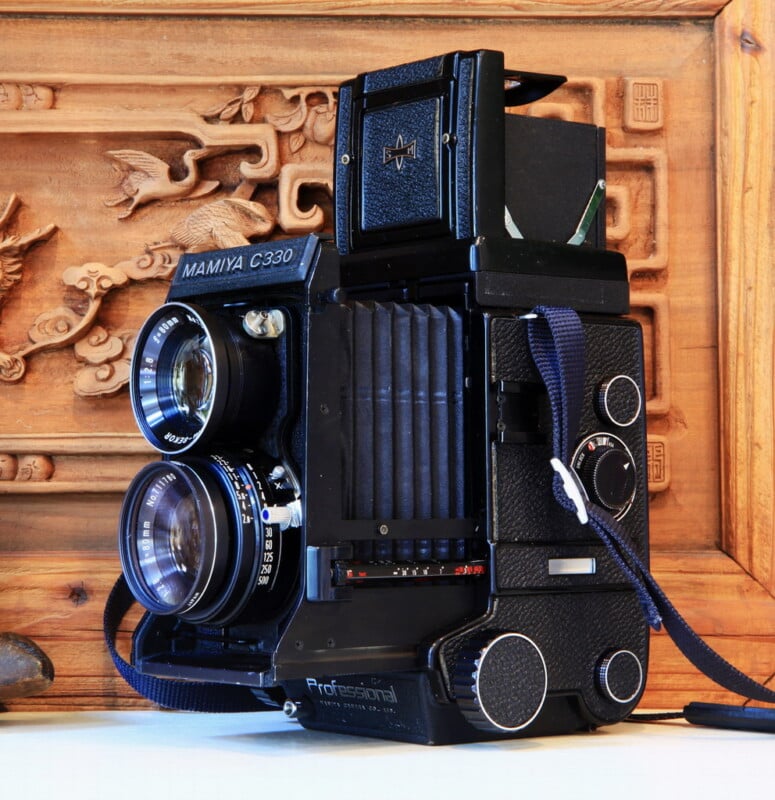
120 453 298 625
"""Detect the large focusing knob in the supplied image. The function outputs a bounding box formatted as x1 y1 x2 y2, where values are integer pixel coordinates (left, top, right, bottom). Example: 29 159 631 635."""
597 650 644 705
572 433 637 519
454 632 547 733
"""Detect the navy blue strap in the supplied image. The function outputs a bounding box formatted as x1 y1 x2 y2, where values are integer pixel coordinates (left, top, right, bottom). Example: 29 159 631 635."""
104 576 274 712
527 306 775 706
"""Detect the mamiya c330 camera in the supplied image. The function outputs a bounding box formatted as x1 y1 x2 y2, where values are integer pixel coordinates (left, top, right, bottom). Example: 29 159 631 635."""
117 50 651 744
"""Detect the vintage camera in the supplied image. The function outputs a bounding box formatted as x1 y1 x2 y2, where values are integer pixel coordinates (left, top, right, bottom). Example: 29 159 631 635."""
117 50 650 744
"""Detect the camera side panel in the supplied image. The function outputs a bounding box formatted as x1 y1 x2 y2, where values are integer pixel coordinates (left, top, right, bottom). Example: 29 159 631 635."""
490 315 649 553
433 313 650 732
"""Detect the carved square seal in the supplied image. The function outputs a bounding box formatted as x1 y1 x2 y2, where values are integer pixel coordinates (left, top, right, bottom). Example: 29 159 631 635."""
624 79 664 132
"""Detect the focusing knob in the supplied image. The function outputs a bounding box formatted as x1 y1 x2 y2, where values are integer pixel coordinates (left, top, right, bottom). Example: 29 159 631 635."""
597 650 644 704
572 433 637 519
595 375 642 427
454 632 547 733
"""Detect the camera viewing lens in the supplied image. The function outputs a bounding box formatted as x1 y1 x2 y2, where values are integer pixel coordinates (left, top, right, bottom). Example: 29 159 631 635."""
130 302 280 456
120 455 298 624
130 303 227 454
170 333 215 430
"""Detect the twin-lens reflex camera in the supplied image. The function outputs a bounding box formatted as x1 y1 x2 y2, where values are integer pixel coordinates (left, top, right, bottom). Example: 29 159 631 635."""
116 50 651 744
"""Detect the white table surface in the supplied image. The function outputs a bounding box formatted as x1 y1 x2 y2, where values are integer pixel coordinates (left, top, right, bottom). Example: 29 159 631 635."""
0 710 770 800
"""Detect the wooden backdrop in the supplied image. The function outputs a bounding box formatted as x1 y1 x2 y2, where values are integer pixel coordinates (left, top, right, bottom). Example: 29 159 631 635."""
0 0 772 711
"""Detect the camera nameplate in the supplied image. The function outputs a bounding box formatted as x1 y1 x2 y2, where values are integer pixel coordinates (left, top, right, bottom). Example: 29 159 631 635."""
167 234 322 301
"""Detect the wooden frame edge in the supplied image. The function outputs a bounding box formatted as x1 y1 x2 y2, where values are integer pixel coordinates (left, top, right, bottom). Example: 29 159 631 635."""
715 0 775 596
0 0 731 20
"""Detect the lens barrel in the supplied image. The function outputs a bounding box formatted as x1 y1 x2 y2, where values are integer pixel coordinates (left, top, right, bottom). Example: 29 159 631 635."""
130 302 279 455
119 454 296 625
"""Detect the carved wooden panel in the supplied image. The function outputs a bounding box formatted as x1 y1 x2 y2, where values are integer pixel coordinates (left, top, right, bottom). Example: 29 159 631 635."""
1 2 773 712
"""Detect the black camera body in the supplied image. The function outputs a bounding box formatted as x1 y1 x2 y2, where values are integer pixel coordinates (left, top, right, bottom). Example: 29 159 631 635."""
118 50 650 744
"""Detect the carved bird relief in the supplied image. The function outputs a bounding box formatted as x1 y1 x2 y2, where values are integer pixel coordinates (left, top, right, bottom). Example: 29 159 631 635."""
104 147 221 219
166 198 275 252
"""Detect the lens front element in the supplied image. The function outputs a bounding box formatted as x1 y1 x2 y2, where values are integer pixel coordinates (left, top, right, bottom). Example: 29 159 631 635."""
120 455 298 624
121 463 226 616
131 303 226 454
170 331 215 430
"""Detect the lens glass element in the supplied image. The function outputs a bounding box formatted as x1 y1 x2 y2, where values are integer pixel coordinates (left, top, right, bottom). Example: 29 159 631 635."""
169 332 215 429
120 455 298 624
122 464 221 615
130 304 225 454
136 475 201 607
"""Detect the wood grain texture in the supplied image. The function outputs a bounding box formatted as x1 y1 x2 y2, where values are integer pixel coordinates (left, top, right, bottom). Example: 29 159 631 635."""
0 1 730 20
0 553 150 708
716 1 775 596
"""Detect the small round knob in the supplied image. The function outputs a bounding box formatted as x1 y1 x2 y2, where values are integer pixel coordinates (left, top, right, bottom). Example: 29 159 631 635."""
595 375 642 427
597 650 643 704
454 633 547 733
572 434 637 519
261 500 302 531
243 308 285 339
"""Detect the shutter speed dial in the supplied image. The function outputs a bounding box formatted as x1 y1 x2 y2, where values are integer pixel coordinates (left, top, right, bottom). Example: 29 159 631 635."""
571 433 637 520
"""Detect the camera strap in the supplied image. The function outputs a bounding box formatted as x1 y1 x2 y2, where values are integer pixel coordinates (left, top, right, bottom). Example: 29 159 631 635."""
526 306 775 729
103 576 278 713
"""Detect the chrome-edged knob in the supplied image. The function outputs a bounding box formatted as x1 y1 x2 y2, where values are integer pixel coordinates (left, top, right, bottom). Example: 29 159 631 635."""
454 632 548 733
595 374 642 428
572 433 637 520
597 649 644 705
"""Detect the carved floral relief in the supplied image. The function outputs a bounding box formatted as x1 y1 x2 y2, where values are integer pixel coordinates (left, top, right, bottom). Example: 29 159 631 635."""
0 453 54 482
0 84 55 111
0 194 56 308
